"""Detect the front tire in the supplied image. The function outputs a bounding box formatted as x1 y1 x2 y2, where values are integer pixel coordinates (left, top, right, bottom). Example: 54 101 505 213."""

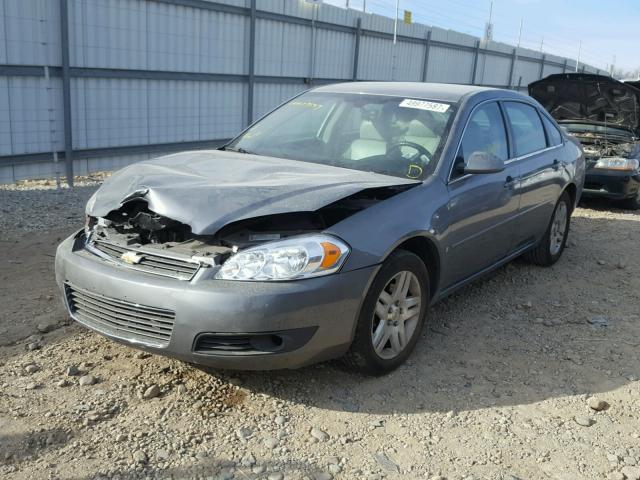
524 191 572 266
621 188 640 210
343 250 429 375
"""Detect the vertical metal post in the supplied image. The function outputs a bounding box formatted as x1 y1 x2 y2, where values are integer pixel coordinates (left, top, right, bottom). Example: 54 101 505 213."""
508 47 517 89
562 58 568 73
352 18 361 81
59 0 73 187
392 0 399 44
421 30 431 82
247 0 256 125
309 4 317 85
538 54 546 79
471 40 480 85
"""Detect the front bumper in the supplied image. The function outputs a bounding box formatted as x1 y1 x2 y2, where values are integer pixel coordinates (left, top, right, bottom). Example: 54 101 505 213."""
55 232 376 370
582 168 640 200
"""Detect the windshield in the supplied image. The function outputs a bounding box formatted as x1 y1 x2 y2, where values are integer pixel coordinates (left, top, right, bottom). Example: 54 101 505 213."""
226 92 455 180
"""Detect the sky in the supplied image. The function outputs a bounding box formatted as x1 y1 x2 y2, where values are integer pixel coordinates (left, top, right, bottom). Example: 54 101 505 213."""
322 0 639 74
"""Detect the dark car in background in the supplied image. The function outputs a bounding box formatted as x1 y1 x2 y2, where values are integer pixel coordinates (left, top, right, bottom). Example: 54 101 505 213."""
626 80 640 90
530 74 640 209
56 83 584 375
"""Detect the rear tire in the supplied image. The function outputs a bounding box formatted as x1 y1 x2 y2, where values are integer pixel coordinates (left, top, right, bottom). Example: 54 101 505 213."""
524 191 572 266
343 250 429 376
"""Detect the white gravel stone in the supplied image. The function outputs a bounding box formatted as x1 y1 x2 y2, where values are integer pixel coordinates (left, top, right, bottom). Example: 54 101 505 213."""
622 466 640 480
142 384 160 400
25 364 40 374
78 374 96 386
264 437 279 449
132 450 147 464
588 397 609 411
574 415 593 427
310 427 329 442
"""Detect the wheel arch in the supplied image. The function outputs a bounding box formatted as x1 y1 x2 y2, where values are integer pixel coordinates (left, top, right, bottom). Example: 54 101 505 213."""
385 235 441 301
563 182 578 211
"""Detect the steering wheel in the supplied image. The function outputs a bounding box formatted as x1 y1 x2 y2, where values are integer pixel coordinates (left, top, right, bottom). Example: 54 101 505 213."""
387 140 433 179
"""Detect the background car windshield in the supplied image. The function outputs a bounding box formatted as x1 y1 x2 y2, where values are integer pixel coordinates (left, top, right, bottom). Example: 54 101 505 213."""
228 92 454 179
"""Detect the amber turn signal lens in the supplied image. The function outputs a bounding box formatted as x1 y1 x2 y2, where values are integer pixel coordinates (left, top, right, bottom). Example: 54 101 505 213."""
320 242 342 269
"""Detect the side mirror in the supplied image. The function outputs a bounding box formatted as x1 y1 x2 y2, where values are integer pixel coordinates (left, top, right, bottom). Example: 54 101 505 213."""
464 151 505 174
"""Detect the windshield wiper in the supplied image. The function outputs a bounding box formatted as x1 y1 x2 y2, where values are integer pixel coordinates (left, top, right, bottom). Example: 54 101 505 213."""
221 146 254 155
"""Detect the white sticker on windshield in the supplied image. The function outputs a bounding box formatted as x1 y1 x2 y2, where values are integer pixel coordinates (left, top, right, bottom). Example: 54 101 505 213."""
399 98 450 113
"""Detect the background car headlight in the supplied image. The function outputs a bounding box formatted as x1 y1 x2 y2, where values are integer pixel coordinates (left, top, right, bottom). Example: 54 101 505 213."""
594 157 639 171
216 234 349 281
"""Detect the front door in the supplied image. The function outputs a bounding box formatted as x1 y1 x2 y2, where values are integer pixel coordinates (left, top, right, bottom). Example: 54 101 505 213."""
441 101 522 289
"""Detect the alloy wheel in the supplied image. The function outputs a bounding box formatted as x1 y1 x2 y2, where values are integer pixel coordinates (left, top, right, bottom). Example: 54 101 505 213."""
550 200 568 256
371 271 422 359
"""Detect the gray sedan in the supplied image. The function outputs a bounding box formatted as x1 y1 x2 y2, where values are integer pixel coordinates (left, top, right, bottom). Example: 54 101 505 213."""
55 82 585 375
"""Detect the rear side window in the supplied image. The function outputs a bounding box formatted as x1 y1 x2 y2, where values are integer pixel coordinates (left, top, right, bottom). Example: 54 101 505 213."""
454 102 508 176
540 114 563 146
503 102 547 156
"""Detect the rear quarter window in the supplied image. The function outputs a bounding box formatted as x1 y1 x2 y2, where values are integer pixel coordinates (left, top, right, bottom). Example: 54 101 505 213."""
503 102 547 156
540 114 563 146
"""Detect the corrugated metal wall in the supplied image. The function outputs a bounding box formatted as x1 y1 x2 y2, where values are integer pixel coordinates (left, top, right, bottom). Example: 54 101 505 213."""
0 0 604 184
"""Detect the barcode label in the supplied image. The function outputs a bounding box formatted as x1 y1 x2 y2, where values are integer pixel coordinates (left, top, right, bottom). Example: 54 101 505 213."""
399 99 450 113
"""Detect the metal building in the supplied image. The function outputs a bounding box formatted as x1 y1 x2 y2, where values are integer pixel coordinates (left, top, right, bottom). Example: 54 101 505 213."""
0 0 602 184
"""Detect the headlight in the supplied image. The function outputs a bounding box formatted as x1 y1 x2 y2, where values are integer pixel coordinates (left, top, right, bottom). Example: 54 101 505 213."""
594 157 639 171
215 234 350 281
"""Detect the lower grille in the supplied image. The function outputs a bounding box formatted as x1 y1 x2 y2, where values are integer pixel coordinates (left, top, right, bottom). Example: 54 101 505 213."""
195 334 257 353
65 283 175 348
89 241 200 281
193 328 317 355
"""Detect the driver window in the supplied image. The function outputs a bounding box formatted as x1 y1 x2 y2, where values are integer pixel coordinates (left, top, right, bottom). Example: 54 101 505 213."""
453 102 508 179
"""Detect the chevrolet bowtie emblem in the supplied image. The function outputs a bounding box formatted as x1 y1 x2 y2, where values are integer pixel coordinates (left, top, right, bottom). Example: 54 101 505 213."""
120 251 143 265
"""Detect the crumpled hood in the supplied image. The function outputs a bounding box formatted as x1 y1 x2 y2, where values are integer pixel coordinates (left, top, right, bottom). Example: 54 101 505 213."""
529 74 640 133
87 150 419 235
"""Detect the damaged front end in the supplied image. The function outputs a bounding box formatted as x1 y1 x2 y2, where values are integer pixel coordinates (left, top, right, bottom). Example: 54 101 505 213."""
82 199 228 281
529 74 640 203
80 184 414 282
572 128 639 167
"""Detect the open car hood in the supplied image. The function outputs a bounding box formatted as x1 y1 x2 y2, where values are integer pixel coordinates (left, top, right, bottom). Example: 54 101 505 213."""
626 80 640 92
87 150 419 235
529 74 640 133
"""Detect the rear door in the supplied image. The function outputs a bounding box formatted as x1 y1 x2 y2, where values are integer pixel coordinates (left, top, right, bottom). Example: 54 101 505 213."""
442 101 522 289
502 102 565 248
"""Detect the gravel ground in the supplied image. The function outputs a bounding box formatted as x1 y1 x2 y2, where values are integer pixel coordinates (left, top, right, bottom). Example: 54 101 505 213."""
1 179 639 480
0 174 107 237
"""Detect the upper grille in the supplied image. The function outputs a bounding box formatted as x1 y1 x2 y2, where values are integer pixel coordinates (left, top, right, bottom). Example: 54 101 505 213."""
65 283 175 348
89 240 200 281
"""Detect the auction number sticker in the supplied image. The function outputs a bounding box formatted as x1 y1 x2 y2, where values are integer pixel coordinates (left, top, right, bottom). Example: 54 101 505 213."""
399 98 450 113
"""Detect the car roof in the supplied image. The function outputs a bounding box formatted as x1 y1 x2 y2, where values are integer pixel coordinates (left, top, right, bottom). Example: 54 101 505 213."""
313 82 502 103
